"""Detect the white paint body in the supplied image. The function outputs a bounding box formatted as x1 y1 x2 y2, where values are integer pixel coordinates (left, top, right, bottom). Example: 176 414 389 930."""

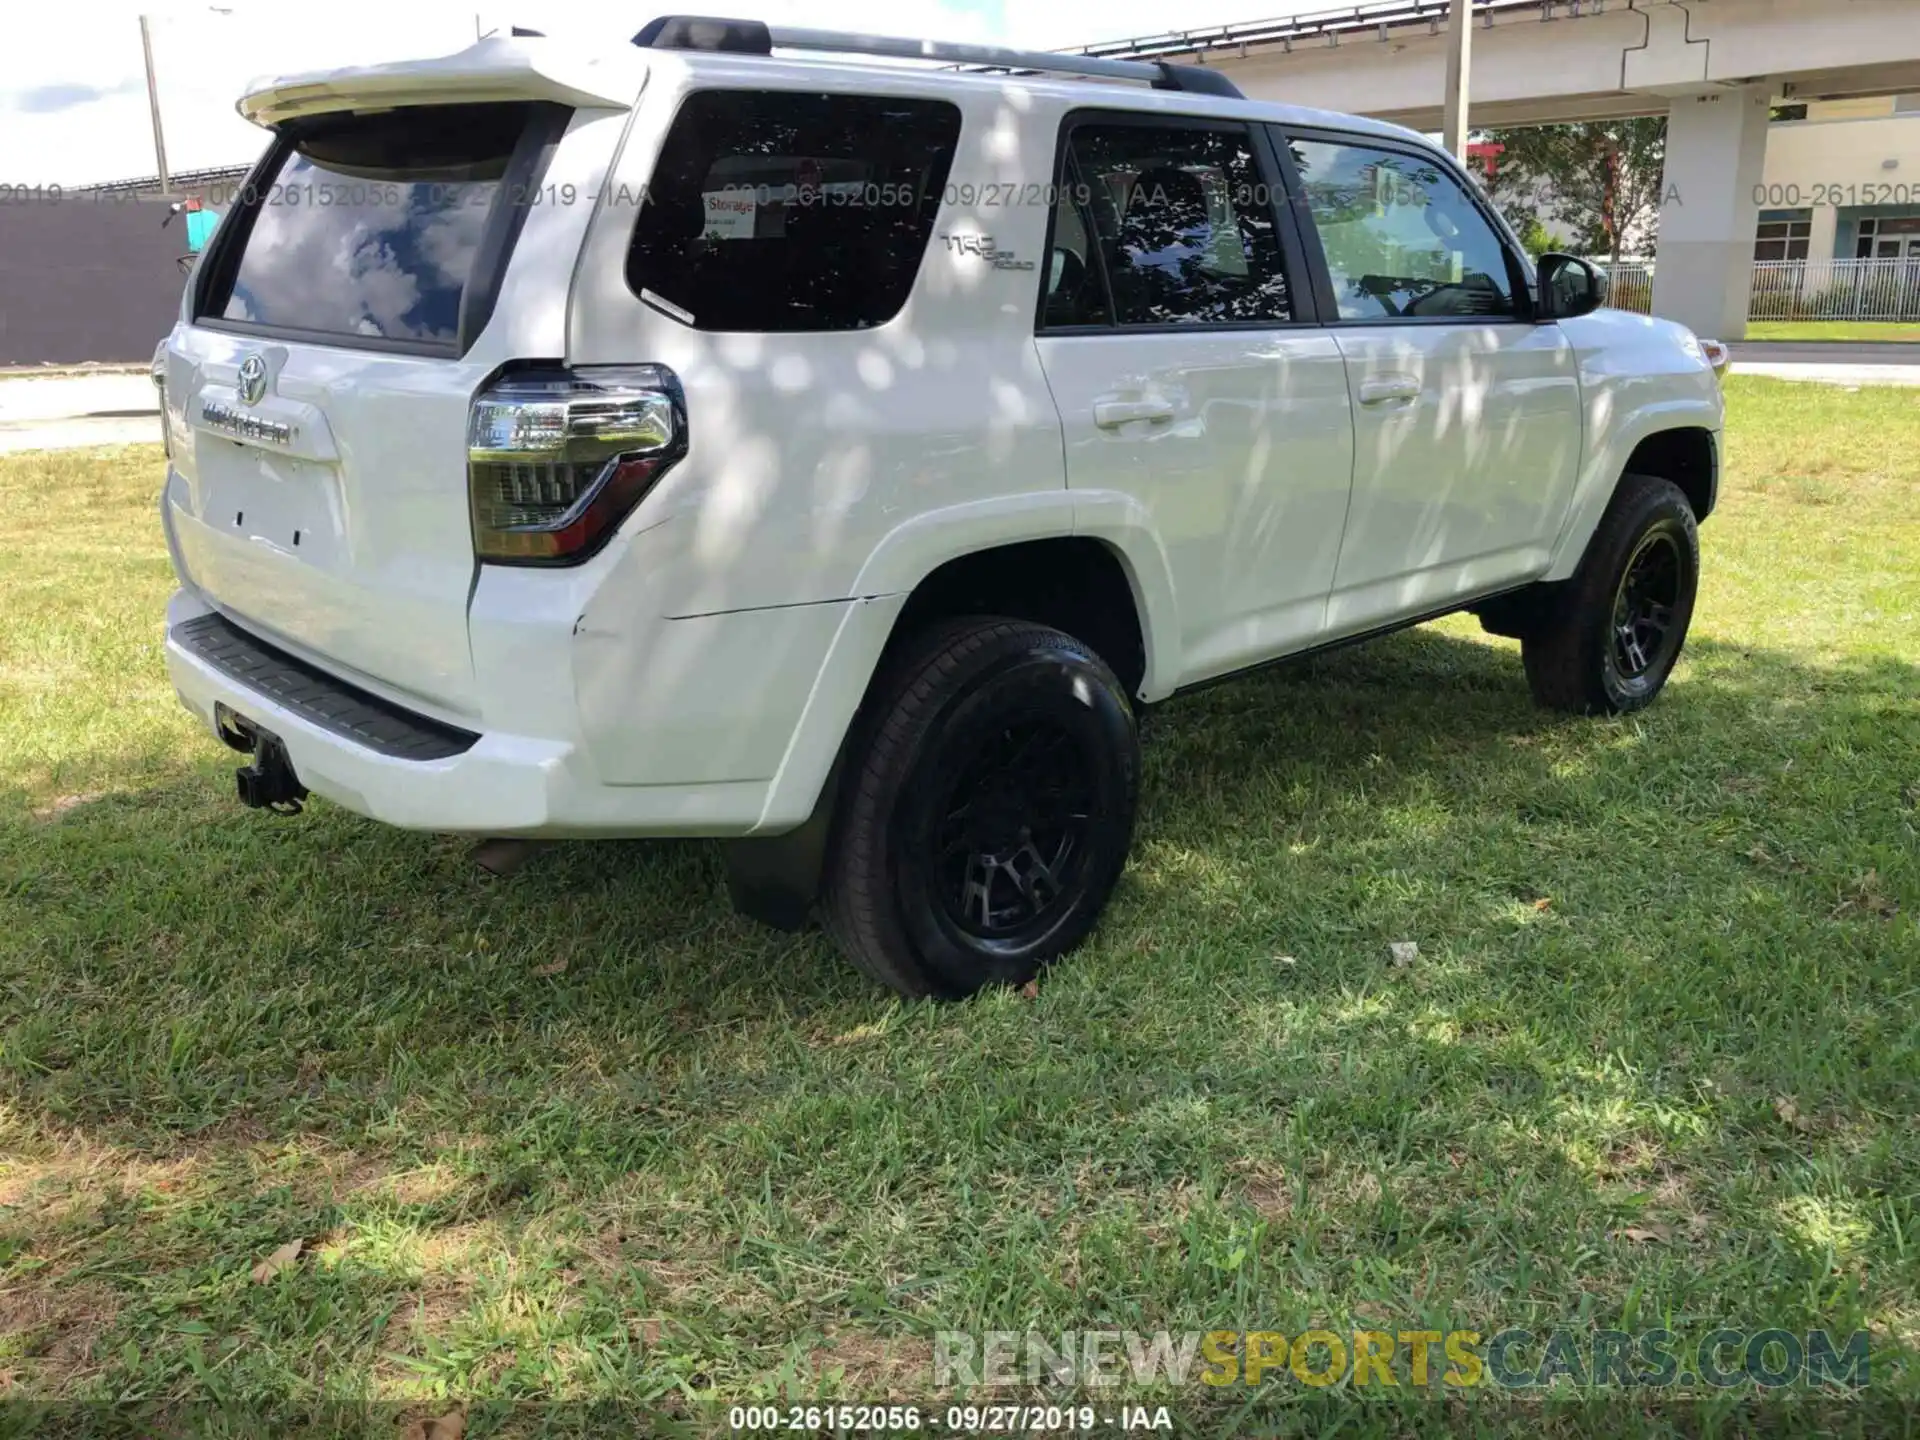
159 39 1725 839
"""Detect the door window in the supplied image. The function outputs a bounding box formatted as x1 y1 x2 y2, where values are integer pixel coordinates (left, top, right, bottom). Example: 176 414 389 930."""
1042 185 1110 327
1042 122 1293 327
1287 135 1518 321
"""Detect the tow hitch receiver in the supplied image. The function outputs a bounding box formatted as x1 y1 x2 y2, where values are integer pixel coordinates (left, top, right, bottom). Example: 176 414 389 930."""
218 705 308 815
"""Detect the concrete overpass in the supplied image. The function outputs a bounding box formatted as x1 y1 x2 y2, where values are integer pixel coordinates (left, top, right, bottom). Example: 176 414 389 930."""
1082 0 1920 338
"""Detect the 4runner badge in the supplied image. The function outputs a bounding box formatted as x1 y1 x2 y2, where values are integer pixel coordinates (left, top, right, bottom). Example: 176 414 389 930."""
940 234 1035 272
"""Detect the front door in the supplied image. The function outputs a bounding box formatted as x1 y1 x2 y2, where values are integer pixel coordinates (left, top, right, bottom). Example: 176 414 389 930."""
1033 115 1355 687
1280 131 1584 634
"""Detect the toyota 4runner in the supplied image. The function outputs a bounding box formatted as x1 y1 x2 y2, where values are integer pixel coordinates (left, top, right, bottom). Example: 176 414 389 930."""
156 16 1727 998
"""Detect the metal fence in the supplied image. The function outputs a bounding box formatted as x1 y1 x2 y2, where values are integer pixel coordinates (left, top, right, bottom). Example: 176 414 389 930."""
1593 258 1920 322
1598 261 1655 316
1749 258 1920 322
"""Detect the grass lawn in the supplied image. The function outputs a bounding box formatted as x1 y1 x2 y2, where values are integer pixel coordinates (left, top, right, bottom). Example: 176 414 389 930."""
1744 321 1920 344
1 378 1917 1436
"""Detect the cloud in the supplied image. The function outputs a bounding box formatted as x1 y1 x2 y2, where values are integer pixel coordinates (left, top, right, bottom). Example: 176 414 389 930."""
10 79 141 113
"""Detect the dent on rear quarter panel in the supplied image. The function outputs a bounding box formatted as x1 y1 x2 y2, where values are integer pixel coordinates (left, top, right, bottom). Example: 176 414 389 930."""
570 518 853 787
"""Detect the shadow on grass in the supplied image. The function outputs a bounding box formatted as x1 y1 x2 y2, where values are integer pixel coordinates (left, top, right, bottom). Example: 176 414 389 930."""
1 625 1916 1425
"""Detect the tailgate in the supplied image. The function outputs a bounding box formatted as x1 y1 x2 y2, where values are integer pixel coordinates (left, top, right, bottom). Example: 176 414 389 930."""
162 74 633 716
166 337 498 713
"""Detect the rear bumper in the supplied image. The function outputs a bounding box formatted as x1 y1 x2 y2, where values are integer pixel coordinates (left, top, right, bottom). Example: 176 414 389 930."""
166 588 779 837
165 582 907 838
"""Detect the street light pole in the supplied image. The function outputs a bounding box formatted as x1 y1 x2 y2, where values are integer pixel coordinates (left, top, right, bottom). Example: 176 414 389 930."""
139 13 171 195
1442 0 1473 163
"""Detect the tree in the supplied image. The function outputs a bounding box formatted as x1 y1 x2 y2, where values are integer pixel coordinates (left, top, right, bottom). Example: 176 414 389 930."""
1481 117 1667 266
1515 215 1569 259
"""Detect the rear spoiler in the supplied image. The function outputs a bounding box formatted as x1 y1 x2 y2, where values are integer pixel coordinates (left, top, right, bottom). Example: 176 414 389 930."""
239 37 645 128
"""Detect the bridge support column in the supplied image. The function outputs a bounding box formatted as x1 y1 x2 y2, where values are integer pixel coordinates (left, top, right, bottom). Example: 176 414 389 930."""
1442 0 1472 162
1652 86 1772 340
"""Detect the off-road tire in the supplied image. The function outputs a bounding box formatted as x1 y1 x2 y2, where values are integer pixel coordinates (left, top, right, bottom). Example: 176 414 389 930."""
821 617 1139 998
1522 473 1700 715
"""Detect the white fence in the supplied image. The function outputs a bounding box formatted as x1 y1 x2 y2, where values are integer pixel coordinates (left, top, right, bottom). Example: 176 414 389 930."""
1749 259 1920 323
1598 261 1655 316
1594 258 1920 322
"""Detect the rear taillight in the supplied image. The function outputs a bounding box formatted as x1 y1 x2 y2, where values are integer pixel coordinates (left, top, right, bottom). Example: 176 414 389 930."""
467 364 686 565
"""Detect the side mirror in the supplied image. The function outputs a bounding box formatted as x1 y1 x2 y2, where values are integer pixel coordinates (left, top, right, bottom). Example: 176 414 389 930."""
1536 252 1608 320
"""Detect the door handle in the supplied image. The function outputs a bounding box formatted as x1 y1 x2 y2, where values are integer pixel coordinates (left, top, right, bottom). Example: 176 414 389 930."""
1093 397 1176 428
1358 376 1421 406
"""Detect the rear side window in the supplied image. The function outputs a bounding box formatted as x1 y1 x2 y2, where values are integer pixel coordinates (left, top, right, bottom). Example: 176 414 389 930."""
203 102 553 350
624 90 961 332
1044 122 1293 328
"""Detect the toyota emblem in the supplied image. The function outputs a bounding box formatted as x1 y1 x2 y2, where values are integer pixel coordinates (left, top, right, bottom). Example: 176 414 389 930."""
237 354 268 406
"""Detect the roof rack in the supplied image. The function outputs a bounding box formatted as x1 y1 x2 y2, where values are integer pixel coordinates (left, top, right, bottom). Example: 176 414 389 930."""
631 15 1244 98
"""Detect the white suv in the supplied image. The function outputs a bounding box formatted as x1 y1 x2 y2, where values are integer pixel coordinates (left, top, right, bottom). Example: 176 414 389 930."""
156 16 1726 998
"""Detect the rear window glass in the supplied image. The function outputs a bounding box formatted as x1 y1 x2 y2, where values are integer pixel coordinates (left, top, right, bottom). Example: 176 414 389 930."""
214 102 535 346
624 90 961 332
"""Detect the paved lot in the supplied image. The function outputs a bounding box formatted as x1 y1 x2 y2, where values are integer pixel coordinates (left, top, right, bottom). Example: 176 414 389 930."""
1729 340 1920 365
0 371 160 454
1729 339 1920 387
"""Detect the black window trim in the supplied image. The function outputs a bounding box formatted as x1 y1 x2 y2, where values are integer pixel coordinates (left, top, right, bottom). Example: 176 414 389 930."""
1035 107 1324 336
1273 122 1541 328
189 101 572 360
618 86 964 334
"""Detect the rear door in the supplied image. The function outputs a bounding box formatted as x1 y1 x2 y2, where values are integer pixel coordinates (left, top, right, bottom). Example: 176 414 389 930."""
1033 114 1355 686
161 96 620 716
1277 129 1583 632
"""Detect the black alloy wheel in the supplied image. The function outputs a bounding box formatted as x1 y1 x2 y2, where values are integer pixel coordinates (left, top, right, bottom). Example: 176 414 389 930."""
1522 472 1700 715
929 715 1096 943
823 618 1139 998
1609 529 1685 683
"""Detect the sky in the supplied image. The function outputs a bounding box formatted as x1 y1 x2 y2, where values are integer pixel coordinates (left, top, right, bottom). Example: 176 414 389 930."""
0 0 1321 185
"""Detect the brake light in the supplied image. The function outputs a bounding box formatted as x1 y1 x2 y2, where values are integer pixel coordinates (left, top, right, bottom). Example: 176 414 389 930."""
467 364 686 564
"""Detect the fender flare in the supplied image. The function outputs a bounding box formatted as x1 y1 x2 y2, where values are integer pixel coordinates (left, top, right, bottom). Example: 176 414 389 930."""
1544 399 1721 581
752 489 1183 838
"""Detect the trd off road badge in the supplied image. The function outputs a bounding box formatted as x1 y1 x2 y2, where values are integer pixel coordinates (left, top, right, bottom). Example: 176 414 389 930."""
940 234 1036 271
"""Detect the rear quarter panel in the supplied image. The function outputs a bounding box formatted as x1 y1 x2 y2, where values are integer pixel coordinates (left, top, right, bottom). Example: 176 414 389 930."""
560 59 1085 798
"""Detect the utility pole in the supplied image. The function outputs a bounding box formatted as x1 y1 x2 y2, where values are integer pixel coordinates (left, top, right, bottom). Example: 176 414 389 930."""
1442 0 1473 163
139 13 171 195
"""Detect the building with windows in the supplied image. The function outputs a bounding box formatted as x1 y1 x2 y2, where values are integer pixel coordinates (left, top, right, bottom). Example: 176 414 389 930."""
1756 96 1920 262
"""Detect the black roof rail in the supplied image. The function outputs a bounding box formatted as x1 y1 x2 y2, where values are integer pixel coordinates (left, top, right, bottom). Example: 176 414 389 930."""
1157 64 1241 98
631 15 1246 97
631 16 771 53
